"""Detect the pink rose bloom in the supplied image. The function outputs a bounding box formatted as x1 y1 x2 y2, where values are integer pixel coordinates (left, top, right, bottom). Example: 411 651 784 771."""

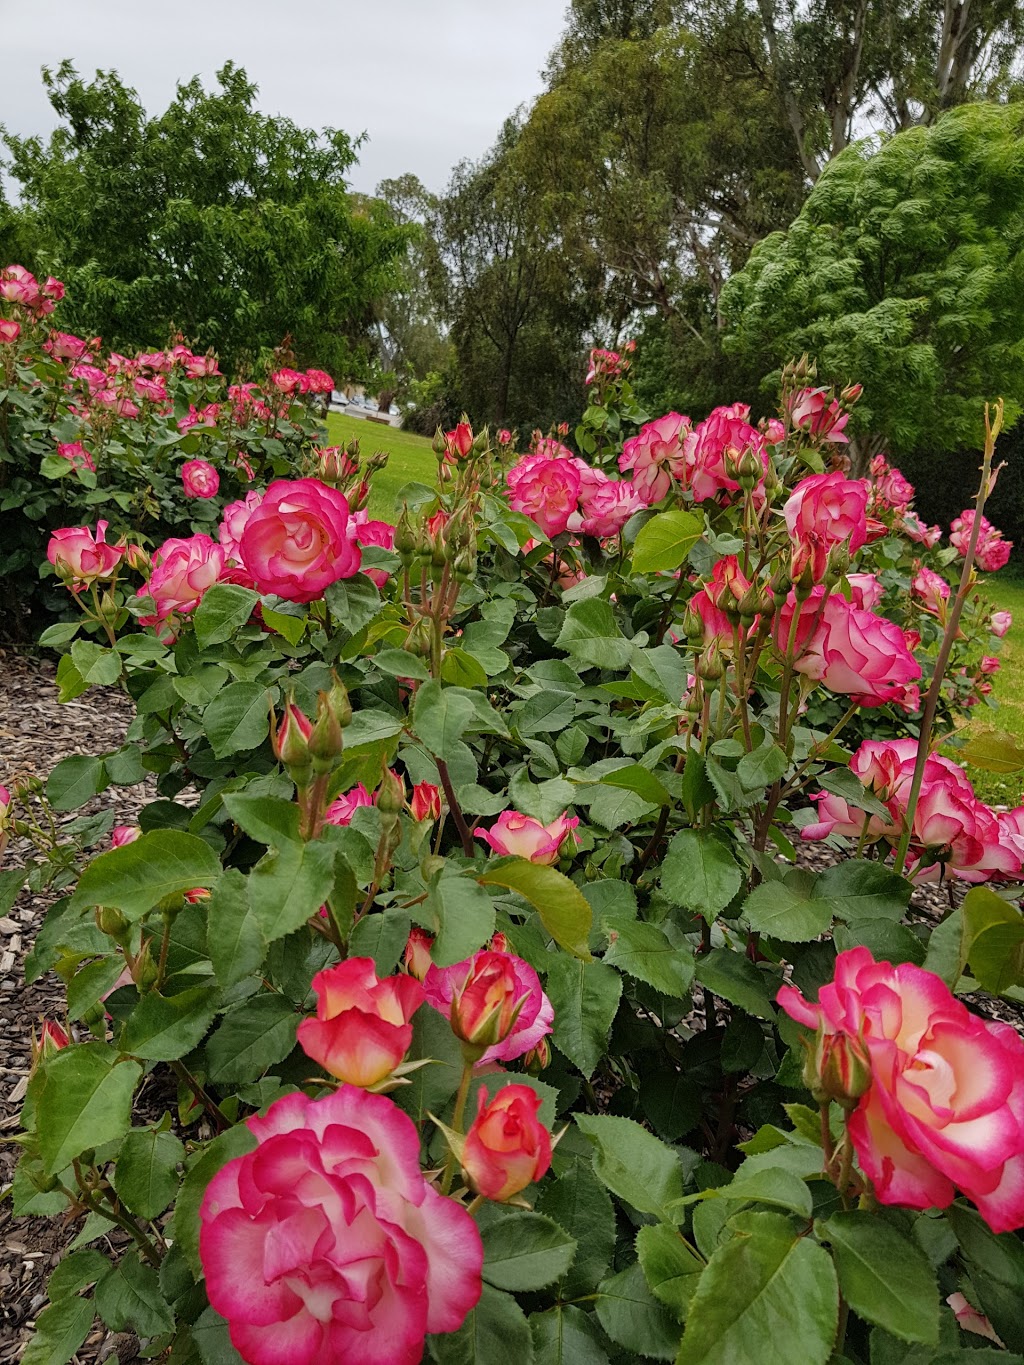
950 511 1012 573
56 442 96 475
270 366 308 394
70 362 107 395
422 941 554 1064
788 386 849 443
875 464 915 512
47 521 124 588
687 407 767 504
845 572 883 610
690 555 753 643
980 654 1001 675
138 350 173 372
784 472 869 581
184 353 220 377
911 565 950 615
45 331 89 359
567 473 644 538
474 810 578 865
585 348 622 385
296 959 424 1088
801 789 893 844
324 784 374 826
444 421 474 460
219 491 264 562
618 413 690 505
776 589 921 708
763 417 786 444
42 275 64 303
901 512 942 548
199 1088 482 1365
496 428 513 447
0 264 40 307
181 459 220 500
141 534 225 621
238 478 360 603
778 948 1024 1233
110 825 141 848
133 375 168 402
304 368 334 394
349 512 396 589
506 453 581 538
0 318 20 343
990 610 1012 637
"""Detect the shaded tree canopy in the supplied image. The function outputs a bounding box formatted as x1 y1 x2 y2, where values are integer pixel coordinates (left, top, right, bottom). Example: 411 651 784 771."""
1 62 411 375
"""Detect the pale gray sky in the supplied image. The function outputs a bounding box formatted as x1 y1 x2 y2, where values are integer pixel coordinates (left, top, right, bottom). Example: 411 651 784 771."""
1 0 569 195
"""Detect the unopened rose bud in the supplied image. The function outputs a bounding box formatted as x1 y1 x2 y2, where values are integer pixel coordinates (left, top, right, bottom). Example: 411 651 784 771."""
96 904 130 942
841 382 863 405
405 617 433 656
404 927 435 980
432 426 447 457
308 696 345 774
377 764 406 816
696 639 724 682
450 952 526 1059
124 544 149 573
681 606 703 643
523 1037 550 1073
409 782 442 822
737 449 762 490
737 584 762 622
271 699 314 789
30 1019 70 1071
133 940 160 989
327 677 352 730
825 544 851 585
793 561 817 602
803 1024 872 1110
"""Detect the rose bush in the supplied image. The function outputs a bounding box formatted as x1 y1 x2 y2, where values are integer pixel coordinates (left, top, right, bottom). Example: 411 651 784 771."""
6 348 1024 1363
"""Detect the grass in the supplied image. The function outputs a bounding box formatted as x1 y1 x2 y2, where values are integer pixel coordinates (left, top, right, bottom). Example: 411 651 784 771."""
957 573 1024 806
325 413 437 519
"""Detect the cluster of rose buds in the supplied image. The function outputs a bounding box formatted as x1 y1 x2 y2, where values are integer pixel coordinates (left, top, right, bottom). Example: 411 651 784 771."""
270 678 353 838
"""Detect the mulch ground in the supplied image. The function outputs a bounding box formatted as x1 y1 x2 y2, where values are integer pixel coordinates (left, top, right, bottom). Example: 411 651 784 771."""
0 646 1013 1361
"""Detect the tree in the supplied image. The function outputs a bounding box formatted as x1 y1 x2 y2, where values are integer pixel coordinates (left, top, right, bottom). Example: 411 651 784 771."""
435 119 596 428
1 62 411 375
721 102 1024 474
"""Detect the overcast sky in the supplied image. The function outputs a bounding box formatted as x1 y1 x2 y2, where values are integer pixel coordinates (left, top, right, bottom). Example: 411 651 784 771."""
1 0 569 195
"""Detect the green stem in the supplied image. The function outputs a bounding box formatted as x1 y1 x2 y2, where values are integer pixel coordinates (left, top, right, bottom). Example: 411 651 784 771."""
170 1059 231 1133
894 401 1003 876
440 1062 475 1196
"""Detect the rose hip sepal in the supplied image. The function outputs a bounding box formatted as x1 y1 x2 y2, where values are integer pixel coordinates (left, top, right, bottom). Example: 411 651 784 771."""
778 947 1024 1233
296 958 425 1089
199 1088 483 1365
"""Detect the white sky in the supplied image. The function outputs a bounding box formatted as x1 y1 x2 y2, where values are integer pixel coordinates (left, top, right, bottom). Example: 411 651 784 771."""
0 0 570 195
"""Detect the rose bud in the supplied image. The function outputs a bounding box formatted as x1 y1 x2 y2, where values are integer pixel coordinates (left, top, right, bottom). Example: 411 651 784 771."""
522 1037 551 1073
0 783 10 830
449 951 525 1056
404 928 435 981
444 420 474 460
271 699 314 787
410 782 442 822
31 1020 70 1071
462 1085 553 1202
804 1025 872 1110
110 824 141 849
297 958 424 1087
181 459 220 499
377 765 406 816
473 811 579 866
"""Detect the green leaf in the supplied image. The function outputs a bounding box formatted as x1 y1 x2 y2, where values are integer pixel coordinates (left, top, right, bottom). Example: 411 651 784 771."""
204 682 273 758
20 1297 95 1365
662 831 742 920
205 994 298 1084
960 885 1024 994
176 1125 257 1278
536 1158 617 1297
555 598 635 670
46 754 107 812
736 736 789 790
70 639 122 686
324 574 382 634
819 1212 939 1345
575 1113 683 1222
113 1127 185 1219
192 1306 247 1364
546 956 622 1078
717 1165 813 1218
742 874 831 943
814 861 912 925
960 728 1024 773
261 604 307 645
678 1211 838 1364
631 510 703 573
481 1211 578 1292
442 647 489 689
73 830 221 919
55 652 88 702
479 859 592 959
34 1044 142 1175
349 908 412 974
636 1224 704 1321
427 1283 534 1364
222 794 301 848
413 679 476 756
247 839 337 946
121 986 220 1061
427 873 496 966
529 1306 610 1364
517 691 577 736
600 764 672 806
603 915 695 997
695 949 775 1019
817 767 890 819
595 1261 683 1360
95 1253 174 1336
48 1250 111 1301
946 1202 1024 1352
193 583 259 648
39 620 82 648
206 869 267 989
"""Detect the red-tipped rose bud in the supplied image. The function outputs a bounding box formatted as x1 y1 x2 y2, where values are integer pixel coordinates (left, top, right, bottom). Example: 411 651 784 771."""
271 700 314 788
377 765 406 816
462 1084 552 1202
409 782 442 822
450 951 526 1057
404 927 435 981
803 1024 872 1109
31 1020 70 1071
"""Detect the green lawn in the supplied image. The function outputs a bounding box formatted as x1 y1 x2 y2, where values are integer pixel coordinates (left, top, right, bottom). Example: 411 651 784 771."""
325 413 437 519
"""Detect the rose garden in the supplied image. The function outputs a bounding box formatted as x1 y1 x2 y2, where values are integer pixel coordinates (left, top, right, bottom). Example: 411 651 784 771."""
3 28 1024 1361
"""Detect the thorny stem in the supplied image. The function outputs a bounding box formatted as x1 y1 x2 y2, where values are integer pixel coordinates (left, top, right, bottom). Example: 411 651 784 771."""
894 401 1004 876
436 759 474 856
440 1062 475 1196
170 1059 231 1133
69 1161 164 1267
